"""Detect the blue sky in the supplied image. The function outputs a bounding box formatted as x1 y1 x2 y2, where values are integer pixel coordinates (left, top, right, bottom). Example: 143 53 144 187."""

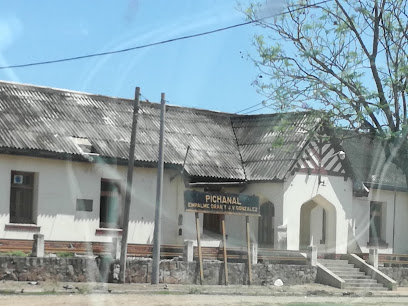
0 0 283 114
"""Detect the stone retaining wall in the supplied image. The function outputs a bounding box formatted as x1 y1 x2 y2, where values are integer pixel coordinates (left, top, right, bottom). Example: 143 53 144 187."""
0 257 100 282
118 258 316 285
379 267 408 286
0 256 317 285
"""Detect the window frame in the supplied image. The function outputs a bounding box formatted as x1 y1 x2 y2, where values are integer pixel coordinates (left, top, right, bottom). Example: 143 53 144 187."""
9 171 36 224
369 201 386 245
99 178 123 229
258 202 275 247
203 213 222 235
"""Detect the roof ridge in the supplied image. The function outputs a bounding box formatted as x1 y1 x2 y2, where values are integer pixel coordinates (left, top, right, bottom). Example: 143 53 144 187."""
232 110 320 119
0 80 237 118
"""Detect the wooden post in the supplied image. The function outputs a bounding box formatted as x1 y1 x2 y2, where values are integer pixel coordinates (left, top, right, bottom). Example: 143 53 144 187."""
221 215 228 285
195 212 204 285
246 216 252 285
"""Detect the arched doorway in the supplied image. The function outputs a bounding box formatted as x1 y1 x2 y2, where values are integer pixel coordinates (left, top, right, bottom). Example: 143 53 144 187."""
258 202 275 247
299 196 336 254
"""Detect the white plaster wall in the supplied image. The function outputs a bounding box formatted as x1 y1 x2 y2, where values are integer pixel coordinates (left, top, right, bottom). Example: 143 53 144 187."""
352 189 408 254
4 154 408 255
393 192 408 254
283 172 353 254
350 197 369 252
0 154 182 245
242 182 284 248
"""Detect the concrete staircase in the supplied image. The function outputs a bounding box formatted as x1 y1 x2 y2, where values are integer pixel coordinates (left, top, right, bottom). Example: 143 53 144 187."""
318 259 386 291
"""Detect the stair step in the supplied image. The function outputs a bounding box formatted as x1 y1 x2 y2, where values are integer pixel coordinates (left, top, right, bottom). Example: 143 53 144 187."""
342 276 373 280
328 268 364 275
344 286 387 291
319 259 350 265
335 272 366 277
320 263 356 268
344 284 384 288
317 258 393 291
344 280 380 285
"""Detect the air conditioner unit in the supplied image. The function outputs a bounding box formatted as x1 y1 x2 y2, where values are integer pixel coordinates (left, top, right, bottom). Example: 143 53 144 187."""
13 175 23 184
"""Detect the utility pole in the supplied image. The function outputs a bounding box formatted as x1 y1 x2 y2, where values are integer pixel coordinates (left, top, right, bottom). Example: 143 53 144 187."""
151 93 166 284
119 87 140 283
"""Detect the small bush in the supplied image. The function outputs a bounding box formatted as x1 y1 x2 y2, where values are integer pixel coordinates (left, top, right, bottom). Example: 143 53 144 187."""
56 252 74 258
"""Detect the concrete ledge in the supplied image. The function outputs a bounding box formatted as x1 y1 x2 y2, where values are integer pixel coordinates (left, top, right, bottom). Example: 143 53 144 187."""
345 254 398 291
5 224 40 232
316 263 345 289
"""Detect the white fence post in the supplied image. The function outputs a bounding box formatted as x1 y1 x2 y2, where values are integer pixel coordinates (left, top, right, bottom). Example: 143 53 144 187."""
277 224 287 249
307 245 317 267
112 237 122 260
368 248 378 269
184 240 194 262
32 234 44 257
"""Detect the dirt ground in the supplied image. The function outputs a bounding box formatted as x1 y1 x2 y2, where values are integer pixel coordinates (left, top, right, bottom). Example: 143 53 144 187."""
1 294 408 305
0 281 408 305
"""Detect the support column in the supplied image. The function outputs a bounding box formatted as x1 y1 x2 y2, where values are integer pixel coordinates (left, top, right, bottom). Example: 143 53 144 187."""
32 234 44 257
277 224 287 249
368 248 378 269
307 245 317 267
183 240 194 262
112 237 122 260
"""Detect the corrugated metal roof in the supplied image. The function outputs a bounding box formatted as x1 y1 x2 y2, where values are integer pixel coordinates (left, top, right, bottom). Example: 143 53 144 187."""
0 81 245 180
0 81 325 181
342 134 407 189
232 112 320 181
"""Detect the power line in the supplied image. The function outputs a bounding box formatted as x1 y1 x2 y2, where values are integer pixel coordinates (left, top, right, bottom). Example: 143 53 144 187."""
236 101 264 114
243 105 270 115
140 93 150 102
0 0 332 70
0 21 252 70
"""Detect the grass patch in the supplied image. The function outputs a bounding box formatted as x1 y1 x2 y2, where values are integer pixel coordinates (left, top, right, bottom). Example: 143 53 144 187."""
0 250 28 257
188 287 201 294
156 290 171 295
0 289 17 294
55 252 74 258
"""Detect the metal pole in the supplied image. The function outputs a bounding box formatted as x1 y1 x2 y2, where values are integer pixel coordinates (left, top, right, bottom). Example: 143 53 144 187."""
119 87 140 283
151 93 166 284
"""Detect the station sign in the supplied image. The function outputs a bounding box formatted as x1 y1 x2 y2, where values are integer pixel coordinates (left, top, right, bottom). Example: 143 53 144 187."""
184 190 260 216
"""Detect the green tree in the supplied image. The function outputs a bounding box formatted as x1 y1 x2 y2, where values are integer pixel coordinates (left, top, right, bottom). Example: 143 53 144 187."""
246 0 408 183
